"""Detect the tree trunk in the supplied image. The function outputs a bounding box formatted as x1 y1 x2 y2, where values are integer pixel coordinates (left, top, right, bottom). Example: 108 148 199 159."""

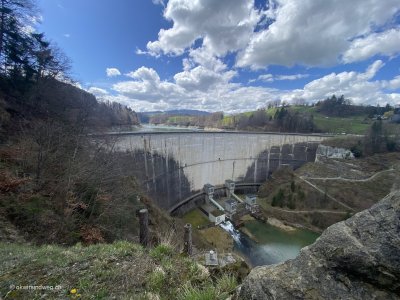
183 223 192 256
139 209 149 247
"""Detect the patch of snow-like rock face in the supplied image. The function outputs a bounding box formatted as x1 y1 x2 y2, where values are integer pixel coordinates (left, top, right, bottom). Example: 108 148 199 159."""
239 190 400 300
316 144 354 161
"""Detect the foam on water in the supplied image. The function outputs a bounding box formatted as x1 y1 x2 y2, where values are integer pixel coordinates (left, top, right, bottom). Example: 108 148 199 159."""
219 221 243 245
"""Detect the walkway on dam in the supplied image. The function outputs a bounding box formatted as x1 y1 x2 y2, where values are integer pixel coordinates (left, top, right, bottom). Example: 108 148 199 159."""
168 182 261 214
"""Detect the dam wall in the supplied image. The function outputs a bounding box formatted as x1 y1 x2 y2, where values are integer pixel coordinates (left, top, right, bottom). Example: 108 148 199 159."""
109 132 329 210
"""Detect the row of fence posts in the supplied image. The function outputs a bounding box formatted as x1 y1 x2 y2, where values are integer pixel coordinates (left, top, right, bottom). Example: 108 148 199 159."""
139 208 192 255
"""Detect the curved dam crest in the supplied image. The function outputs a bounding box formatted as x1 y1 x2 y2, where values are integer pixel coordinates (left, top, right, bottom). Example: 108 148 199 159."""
110 132 329 211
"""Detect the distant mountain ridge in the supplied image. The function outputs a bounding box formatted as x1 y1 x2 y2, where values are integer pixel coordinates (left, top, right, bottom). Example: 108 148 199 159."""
138 109 211 123
139 109 210 116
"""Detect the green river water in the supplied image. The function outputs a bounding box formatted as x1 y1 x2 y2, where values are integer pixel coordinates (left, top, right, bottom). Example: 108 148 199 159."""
221 220 319 267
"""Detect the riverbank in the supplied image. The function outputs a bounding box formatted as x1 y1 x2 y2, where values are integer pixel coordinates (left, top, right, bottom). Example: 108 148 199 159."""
238 215 296 241
266 217 297 231
181 205 320 267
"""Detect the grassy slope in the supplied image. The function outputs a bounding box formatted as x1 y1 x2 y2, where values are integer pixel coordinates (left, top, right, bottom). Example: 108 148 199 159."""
0 241 240 300
278 106 371 134
225 105 373 134
257 152 400 231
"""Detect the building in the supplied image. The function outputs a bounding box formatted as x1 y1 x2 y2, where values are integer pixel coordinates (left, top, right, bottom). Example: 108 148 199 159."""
245 194 258 213
208 209 225 225
224 199 237 219
205 250 218 266
203 184 215 195
225 180 235 198
203 183 215 204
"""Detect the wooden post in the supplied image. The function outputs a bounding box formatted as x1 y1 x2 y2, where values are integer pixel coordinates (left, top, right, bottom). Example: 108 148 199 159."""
139 209 149 247
184 223 192 256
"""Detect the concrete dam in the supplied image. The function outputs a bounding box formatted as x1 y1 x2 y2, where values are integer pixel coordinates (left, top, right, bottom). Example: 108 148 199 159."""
109 131 329 214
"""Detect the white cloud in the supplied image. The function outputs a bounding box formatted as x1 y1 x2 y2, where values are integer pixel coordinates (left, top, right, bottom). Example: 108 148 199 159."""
276 74 309 81
145 0 260 57
280 60 397 105
102 60 399 112
343 28 400 63
387 76 400 90
360 60 385 80
106 68 121 77
257 74 274 82
88 87 109 97
144 0 400 70
152 0 165 7
188 47 227 72
236 0 400 69
252 73 309 82
63 33 71 38
136 47 151 56
95 1 400 113
174 65 236 91
114 67 185 103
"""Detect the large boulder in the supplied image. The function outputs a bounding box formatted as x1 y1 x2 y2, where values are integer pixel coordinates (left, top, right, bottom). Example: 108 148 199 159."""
315 144 354 161
239 191 400 300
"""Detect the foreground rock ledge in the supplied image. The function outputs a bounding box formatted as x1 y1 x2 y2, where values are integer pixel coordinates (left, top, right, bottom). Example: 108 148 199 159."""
239 191 400 300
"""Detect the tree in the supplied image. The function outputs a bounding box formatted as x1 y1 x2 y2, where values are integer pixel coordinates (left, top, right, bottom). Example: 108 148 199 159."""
0 0 35 71
30 34 71 79
0 0 70 82
365 120 384 154
250 109 268 127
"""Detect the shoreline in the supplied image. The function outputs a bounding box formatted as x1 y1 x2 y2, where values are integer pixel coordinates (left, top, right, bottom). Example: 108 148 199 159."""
266 217 297 232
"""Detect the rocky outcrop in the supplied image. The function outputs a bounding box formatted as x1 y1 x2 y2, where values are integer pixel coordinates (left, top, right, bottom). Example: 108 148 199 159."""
239 190 400 300
315 144 354 161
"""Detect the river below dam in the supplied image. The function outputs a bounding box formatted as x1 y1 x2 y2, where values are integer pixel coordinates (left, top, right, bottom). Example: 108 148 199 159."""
220 220 319 267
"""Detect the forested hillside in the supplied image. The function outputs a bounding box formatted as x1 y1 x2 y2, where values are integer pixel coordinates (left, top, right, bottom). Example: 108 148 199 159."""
0 0 156 247
0 0 138 141
144 95 399 135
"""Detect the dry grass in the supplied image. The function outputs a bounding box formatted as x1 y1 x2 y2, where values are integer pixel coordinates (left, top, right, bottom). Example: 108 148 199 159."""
198 227 233 252
0 240 241 300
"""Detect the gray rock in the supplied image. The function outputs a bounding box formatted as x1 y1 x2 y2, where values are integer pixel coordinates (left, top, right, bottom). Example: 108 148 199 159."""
239 191 400 300
316 144 354 161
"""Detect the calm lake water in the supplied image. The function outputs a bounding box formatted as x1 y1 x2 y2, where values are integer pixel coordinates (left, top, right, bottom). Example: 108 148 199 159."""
131 124 202 132
221 220 319 267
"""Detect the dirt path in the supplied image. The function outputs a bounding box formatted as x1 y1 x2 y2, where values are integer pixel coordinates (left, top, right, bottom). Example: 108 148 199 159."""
296 175 355 212
269 207 348 214
304 168 395 182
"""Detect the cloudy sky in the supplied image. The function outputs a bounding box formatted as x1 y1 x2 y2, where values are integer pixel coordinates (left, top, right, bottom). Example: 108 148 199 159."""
38 0 400 113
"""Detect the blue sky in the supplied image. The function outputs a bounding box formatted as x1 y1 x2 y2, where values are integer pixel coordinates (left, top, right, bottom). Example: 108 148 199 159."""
37 0 400 112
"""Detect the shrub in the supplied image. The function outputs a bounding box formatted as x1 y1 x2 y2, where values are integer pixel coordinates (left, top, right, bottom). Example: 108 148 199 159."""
290 181 295 192
150 244 174 261
288 196 296 210
350 144 363 158
271 189 285 207
147 268 166 293
216 274 236 295
177 284 217 300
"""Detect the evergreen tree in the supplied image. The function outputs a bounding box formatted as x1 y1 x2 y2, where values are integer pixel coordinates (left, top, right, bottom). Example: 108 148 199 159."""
0 0 69 81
